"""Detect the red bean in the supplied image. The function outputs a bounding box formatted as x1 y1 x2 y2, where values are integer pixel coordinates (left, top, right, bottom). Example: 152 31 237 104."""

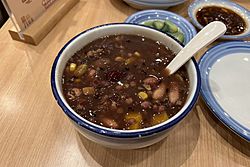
169 83 180 104
152 83 166 100
106 70 125 82
111 101 117 110
101 118 119 129
130 81 136 87
94 58 110 68
141 101 151 109
88 69 96 77
117 107 124 114
115 85 123 90
153 105 158 111
71 88 82 97
125 98 133 105
143 77 158 86
158 105 165 112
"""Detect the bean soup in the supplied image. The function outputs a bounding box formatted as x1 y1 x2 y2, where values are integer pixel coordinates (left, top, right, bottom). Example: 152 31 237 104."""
62 35 189 130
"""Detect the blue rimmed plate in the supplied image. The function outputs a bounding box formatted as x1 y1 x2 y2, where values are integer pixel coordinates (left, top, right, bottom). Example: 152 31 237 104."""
188 0 250 40
134 0 185 4
125 10 197 45
123 0 186 9
199 41 250 141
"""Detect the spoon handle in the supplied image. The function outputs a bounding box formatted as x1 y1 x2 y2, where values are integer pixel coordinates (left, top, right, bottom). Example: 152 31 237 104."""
166 21 227 75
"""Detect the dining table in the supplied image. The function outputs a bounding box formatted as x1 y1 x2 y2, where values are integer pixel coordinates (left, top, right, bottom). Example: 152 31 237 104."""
0 0 249 166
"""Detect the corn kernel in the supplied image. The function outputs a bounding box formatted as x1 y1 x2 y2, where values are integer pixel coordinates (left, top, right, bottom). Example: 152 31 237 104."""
69 63 77 72
124 84 130 88
134 51 141 57
74 78 82 83
143 84 151 91
125 57 137 65
115 56 125 62
138 92 148 100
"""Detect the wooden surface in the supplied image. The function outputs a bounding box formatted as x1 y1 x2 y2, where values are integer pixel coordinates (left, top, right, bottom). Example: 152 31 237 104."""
0 0 249 166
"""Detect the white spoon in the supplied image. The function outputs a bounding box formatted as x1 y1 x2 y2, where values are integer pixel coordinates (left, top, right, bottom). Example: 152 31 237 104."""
166 21 227 75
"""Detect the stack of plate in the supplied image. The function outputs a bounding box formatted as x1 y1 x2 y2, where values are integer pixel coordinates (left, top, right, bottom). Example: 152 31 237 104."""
123 0 186 9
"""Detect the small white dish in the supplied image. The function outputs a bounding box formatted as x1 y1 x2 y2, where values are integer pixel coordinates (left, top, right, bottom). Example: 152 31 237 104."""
199 41 250 141
188 0 250 40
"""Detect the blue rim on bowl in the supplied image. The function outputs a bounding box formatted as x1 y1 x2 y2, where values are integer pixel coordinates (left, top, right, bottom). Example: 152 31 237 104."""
131 0 185 4
51 23 201 138
188 0 250 40
125 10 197 45
199 41 250 141
123 0 186 8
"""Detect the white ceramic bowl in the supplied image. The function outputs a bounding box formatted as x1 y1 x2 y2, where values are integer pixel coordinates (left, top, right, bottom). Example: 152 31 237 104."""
123 0 186 9
188 0 250 40
51 23 201 149
132 0 185 3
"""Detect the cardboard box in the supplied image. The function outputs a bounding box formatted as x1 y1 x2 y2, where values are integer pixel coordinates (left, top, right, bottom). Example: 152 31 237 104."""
6 0 57 30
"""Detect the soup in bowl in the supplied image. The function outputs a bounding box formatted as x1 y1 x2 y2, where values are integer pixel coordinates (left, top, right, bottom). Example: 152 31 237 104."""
51 23 201 149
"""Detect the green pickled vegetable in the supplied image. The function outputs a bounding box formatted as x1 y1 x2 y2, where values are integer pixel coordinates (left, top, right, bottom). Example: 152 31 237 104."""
161 23 170 33
153 21 165 30
171 32 185 43
143 21 154 28
141 20 185 43
164 20 178 33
